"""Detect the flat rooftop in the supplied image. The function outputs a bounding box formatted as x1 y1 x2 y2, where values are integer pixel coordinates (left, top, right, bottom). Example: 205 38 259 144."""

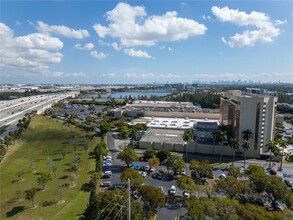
140 128 185 144
145 117 219 130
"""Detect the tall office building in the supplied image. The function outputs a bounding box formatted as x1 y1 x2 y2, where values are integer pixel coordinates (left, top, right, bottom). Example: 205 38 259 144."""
220 90 277 157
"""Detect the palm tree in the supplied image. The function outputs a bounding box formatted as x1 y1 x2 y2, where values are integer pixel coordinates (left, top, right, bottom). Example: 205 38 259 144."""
241 140 251 167
212 130 219 155
229 138 240 166
266 140 277 169
278 139 288 171
242 129 253 141
182 130 193 174
218 131 227 164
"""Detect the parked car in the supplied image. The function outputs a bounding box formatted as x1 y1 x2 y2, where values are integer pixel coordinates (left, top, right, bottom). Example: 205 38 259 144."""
157 174 162 180
291 187 293 192
101 181 111 187
102 174 111 179
183 190 190 197
108 184 123 190
141 171 147 178
180 170 186 175
270 169 277 175
219 174 227 179
103 170 112 175
152 173 158 179
284 179 293 187
150 167 155 172
169 185 176 195
145 165 150 171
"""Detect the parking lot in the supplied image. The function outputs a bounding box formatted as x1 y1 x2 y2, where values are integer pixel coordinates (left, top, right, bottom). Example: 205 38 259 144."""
104 133 293 219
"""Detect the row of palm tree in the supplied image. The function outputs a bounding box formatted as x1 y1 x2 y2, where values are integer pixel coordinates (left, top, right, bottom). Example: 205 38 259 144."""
211 129 254 166
266 139 288 171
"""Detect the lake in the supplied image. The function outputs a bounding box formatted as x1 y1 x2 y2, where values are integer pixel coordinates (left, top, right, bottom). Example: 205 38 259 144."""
84 90 173 99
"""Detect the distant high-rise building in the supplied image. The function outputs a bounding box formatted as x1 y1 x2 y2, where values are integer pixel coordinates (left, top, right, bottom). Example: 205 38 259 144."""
220 90 277 157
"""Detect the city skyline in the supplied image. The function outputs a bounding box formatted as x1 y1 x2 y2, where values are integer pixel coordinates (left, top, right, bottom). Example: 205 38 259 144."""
1 0 293 84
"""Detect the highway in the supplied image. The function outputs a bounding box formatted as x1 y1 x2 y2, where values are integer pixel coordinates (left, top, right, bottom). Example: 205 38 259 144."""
0 92 78 139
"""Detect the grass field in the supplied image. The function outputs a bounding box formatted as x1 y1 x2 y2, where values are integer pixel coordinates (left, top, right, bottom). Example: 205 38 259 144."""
0 115 100 220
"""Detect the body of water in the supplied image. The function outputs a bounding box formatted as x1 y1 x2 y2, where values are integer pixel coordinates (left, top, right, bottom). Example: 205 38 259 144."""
84 90 173 99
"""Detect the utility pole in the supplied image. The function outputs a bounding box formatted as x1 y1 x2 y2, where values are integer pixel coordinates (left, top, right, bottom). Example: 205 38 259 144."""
128 178 131 220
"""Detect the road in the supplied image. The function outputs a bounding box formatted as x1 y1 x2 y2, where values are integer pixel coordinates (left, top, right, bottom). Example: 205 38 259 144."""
0 92 77 139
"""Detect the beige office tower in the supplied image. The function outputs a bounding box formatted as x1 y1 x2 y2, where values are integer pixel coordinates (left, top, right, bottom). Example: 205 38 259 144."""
220 90 277 158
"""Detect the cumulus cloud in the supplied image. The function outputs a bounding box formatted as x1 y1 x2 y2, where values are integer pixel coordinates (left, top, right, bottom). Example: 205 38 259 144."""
102 73 116 77
211 6 284 47
0 22 63 71
93 2 207 47
74 42 95 50
36 21 90 39
52 71 86 78
124 48 154 59
90 50 109 59
124 73 138 78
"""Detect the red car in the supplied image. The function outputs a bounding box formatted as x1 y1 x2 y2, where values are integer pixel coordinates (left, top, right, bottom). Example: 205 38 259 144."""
270 169 277 175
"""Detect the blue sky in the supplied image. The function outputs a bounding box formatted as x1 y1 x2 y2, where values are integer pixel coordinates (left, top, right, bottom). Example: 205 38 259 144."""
1 0 293 84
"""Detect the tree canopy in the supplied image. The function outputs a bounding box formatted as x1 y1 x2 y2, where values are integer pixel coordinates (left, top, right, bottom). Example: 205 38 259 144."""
166 155 185 175
118 147 138 167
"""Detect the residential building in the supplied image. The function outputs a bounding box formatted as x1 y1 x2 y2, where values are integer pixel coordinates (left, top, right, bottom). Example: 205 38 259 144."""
220 90 277 157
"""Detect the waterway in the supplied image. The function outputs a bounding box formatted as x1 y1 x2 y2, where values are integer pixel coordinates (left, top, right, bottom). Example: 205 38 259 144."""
84 90 174 99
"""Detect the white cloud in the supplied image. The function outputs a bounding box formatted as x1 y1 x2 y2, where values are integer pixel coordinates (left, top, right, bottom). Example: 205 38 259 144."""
93 2 207 47
202 15 211 20
74 42 95 50
36 21 90 39
124 73 138 78
0 22 63 71
111 42 121 51
159 45 173 52
102 73 116 77
211 6 284 47
52 71 86 78
124 48 154 59
90 50 109 59
142 73 155 78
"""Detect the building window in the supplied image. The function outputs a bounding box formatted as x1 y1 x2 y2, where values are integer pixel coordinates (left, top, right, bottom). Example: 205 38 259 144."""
254 103 260 150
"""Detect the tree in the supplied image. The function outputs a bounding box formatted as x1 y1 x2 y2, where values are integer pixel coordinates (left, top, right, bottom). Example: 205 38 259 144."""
37 173 52 190
203 182 214 198
277 139 287 171
182 129 192 173
266 140 277 169
177 176 200 194
189 160 213 179
120 168 145 189
215 176 245 199
242 129 253 141
25 188 37 208
248 169 293 210
241 140 251 167
120 125 130 140
143 148 156 160
228 138 240 166
148 156 160 169
155 149 171 163
227 165 242 178
98 120 111 136
85 190 145 220
139 185 165 214
215 130 227 163
118 147 138 167
166 155 185 175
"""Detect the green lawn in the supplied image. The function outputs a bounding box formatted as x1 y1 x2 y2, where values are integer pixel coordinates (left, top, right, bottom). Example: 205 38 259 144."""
0 115 99 220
